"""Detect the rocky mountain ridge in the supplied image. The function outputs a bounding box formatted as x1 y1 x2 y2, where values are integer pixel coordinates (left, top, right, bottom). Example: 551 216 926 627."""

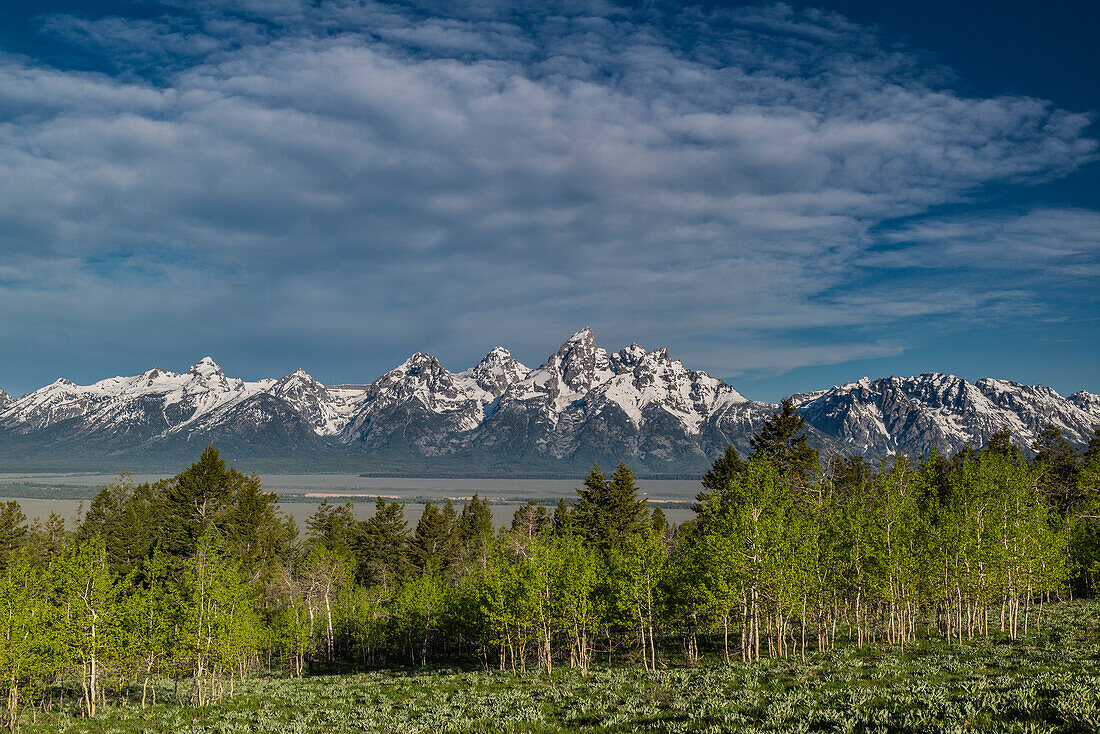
1 329 1097 473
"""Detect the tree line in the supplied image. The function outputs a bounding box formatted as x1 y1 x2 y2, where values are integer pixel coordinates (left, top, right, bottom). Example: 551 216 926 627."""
0 399 1098 724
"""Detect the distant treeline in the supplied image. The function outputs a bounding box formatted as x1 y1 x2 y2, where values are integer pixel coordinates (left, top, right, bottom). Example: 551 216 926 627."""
0 398 1098 726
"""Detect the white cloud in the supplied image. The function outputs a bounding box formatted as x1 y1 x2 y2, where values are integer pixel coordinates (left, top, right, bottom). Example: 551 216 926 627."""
0 0 1096 388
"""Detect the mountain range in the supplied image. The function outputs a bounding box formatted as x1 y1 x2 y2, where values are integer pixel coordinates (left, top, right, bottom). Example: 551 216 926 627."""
1 329 1097 474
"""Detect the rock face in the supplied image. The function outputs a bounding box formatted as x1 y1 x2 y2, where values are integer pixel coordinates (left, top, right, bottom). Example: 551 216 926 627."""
0 331 1096 472
793 374 1100 458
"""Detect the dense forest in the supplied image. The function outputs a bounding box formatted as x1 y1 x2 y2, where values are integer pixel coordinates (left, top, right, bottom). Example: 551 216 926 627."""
0 399 1098 727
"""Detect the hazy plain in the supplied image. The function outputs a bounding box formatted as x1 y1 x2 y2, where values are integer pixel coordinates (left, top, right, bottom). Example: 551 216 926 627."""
0 473 700 528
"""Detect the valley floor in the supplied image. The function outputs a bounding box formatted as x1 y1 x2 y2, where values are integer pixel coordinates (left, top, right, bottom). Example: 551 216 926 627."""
25 601 1100 734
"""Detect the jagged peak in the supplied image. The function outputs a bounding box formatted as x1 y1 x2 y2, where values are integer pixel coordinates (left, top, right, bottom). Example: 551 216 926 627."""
556 327 598 357
275 367 319 387
565 326 594 343
915 371 960 382
483 346 513 360
836 376 872 392
397 352 443 371
469 347 528 375
188 356 223 377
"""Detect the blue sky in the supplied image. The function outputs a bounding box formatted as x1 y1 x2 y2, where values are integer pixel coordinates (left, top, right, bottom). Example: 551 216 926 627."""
0 0 1097 401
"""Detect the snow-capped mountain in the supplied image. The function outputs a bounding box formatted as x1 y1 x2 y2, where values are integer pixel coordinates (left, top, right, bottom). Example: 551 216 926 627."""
793 373 1100 457
469 329 758 466
0 357 273 441
0 330 1096 472
1071 390 1100 419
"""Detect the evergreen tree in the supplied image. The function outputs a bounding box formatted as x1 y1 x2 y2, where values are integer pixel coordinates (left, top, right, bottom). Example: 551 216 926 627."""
651 506 669 537
24 513 69 568
573 463 648 550
1085 428 1100 465
306 500 358 560
1070 436 1100 595
223 473 288 578
831 455 870 497
551 498 573 536
0 501 27 570
409 500 455 573
750 398 819 485
160 446 247 557
1032 424 1082 514
454 494 495 572
79 476 160 576
695 446 746 511
985 426 1021 460
358 498 410 591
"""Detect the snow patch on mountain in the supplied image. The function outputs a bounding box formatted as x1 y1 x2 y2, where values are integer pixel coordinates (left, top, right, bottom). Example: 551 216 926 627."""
1070 390 1100 420
0 332 1096 470
796 372 1100 456
0 359 273 437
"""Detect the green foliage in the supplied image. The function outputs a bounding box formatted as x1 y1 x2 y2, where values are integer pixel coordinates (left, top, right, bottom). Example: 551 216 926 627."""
1033 424 1083 514
694 445 746 511
409 500 457 574
0 500 28 570
305 500 358 559
357 497 411 590
454 493 494 572
572 462 648 549
1 438 1099 726
749 397 819 486
13 601 1100 733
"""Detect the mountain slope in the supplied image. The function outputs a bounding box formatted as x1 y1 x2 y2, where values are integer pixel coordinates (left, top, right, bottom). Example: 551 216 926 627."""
0 332 1096 473
794 373 1100 458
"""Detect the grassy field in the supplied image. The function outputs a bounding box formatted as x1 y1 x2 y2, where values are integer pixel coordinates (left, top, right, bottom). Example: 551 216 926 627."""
25 600 1100 734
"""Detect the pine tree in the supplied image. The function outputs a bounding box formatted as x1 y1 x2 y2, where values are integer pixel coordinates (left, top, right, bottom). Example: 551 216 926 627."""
1032 424 1082 515
985 426 1020 459
750 398 819 486
357 498 411 591
551 498 573 535
160 446 246 557
695 446 746 512
0 501 27 570
305 500 358 560
1081 428 1100 468
651 506 669 536
454 494 495 573
409 501 455 573
573 463 648 550
223 473 286 578
831 455 870 497
1070 431 1100 595
79 476 161 576
24 513 69 568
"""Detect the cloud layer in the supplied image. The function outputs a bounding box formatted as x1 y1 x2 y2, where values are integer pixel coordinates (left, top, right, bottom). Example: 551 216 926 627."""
0 0 1097 394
